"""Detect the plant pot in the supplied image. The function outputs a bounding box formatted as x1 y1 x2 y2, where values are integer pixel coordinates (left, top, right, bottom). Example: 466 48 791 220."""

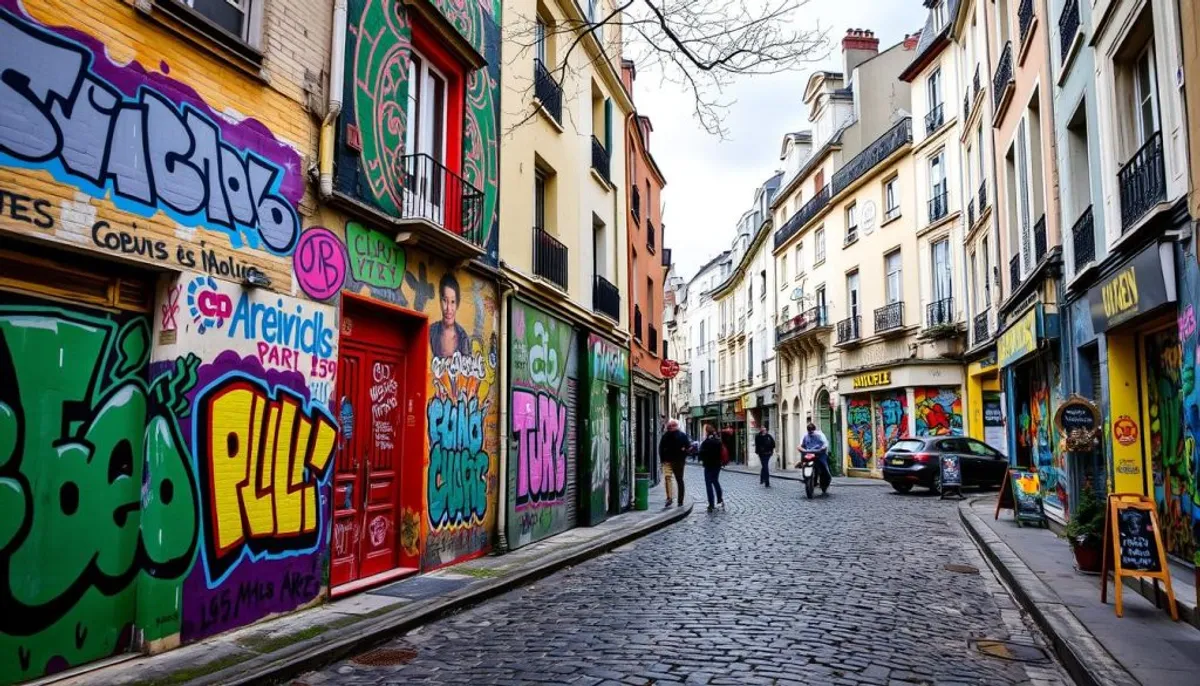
1071 537 1103 574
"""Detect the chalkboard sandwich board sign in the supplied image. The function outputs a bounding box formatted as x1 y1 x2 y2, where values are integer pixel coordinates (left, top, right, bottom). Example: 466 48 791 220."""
940 454 964 500
994 467 1047 527
1100 494 1178 620
1054 394 1101 453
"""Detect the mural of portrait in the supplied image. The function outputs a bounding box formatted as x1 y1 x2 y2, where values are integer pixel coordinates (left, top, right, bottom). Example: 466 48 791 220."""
430 273 472 359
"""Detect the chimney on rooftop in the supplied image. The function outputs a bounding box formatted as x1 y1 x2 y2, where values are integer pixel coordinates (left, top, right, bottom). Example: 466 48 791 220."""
903 31 921 50
842 28 880 77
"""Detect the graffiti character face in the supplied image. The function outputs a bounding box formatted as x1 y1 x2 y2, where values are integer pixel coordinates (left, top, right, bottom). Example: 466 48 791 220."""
440 276 460 326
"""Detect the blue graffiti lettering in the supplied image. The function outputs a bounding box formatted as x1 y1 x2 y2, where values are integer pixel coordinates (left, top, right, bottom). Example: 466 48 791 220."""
427 393 488 529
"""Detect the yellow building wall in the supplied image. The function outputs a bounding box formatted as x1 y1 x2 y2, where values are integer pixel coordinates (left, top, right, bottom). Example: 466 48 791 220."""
1107 333 1147 494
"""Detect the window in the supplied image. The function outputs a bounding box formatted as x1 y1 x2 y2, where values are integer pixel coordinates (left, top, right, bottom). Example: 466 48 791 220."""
700 370 706 399
884 251 902 304
699 320 706 345
1134 43 1160 145
593 216 608 278
815 227 826 264
927 68 943 111
982 235 992 305
535 16 547 65
795 241 804 275
845 203 859 244
405 38 467 228
534 170 547 230
786 357 793 383
884 177 900 220
182 0 261 46
1016 118 1033 268
928 150 947 222
932 0 947 30
816 285 826 317
782 305 790 321
747 282 753 313
780 255 789 285
846 272 860 318
748 337 754 380
760 270 767 299
970 250 979 312
932 239 952 302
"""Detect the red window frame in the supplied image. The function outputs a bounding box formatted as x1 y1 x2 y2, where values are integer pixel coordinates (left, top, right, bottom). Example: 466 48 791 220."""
409 16 468 234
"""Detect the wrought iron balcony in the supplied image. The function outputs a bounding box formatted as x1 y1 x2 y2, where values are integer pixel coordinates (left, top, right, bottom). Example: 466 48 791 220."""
534 59 563 124
776 306 829 346
400 153 485 247
593 275 620 320
591 135 610 182
1059 0 1079 66
836 316 861 345
928 189 949 224
533 227 568 290
874 302 904 334
832 118 913 196
993 42 1014 111
973 309 990 343
1118 131 1167 232
631 184 641 223
1071 205 1095 272
967 198 976 227
633 305 643 341
1009 254 1022 291
647 219 656 253
1019 0 1035 46
978 180 988 210
926 298 954 328
649 325 659 356
775 184 831 248
1033 215 1047 263
924 103 945 136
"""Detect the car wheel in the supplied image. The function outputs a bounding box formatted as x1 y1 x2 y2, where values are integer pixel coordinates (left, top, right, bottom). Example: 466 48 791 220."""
891 483 913 494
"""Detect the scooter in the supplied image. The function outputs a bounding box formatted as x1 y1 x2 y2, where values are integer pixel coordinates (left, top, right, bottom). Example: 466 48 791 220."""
798 449 829 499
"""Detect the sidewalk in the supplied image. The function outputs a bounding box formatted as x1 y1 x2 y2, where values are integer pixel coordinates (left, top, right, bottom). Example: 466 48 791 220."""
722 462 891 487
53 483 692 686
960 496 1200 686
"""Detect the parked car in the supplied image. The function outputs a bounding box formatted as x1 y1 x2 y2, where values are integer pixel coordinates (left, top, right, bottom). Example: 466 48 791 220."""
882 436 1009 494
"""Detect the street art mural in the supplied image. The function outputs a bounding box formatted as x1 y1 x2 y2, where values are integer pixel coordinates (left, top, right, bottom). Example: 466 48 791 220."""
874 391 908 455
1145 323 1199 563
0 301 200 681
1013 373 1064 511
586 334 630 524
845 396 873 470
338 0 501 263
914 387 964 437
0 2 305 284
508 301 578 547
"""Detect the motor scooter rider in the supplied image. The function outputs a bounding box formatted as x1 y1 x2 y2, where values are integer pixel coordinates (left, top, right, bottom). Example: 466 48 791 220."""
798 423 832 494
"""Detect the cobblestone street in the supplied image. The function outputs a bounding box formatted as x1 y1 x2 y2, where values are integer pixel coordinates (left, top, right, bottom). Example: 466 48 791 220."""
296 471 1068 685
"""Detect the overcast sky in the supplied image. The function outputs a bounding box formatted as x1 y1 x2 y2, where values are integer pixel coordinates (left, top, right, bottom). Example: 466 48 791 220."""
639 0 928 281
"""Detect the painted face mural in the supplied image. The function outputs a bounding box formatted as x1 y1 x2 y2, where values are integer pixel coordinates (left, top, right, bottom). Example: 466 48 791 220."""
846 397 873 470
0 303 198 680
914 387 964 437
508 301 578 547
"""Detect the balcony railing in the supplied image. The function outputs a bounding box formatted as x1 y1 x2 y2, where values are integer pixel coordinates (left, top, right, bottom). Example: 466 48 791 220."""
534 59 563 124
973 309 990 343
775 184 831 248
1009 255 1022 291
1019 0 1035 46
928 188 949 224
533 227 568 290
1033 215 1047 263
1071 205 1095 272
647 219 656 253
400 153 485 245
649 325 659 356
926 298 954 328
1059 0 1080 66
1118 131 1167 232
968 198 976 227
633 305 643 341
591 135 610 182
924 103 945 136
776 306 828 345
593 275 620 320
978 180 988 210
836 316 861 345
874 302 904 333
993 42 1014 111
631 185 641 223
832 118 913 196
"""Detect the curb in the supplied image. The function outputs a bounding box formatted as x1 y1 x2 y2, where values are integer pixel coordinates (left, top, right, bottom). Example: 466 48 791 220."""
958 498 1139 686
191 502 693 685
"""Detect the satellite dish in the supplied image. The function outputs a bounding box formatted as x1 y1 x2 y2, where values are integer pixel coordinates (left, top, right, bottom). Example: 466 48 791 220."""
862 200 878 236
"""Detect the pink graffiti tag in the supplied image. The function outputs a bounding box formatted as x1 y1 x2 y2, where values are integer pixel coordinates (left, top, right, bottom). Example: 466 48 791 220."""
512 389 568 509
1178 305 1196 340
294 227 348 301
161 285 181 331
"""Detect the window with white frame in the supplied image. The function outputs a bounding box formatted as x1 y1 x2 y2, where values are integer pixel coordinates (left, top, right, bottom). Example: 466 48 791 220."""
1016 118 1033 268
795 241 804 275
406 49 450 223
929 150 947 222
183 0 261 46
1134 42 1160 146
982 235 992 306
884 250 902 304
815 227 826 264
535 16 547 65
928 68 943 112
932 239 952 303
933 0 947 30
884 177 900 220
845 203 859 244
780 254 789 286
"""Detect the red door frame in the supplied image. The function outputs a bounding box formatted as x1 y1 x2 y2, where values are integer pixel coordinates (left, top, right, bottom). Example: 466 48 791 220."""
330 294 429 595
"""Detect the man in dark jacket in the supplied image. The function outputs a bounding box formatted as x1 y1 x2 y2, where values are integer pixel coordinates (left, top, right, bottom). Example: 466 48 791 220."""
657 419 690 507
698 425 726 512
754 424 776 487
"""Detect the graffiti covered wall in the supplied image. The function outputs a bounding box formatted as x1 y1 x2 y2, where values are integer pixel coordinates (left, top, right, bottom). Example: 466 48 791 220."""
335 220 500 569
845 396 873 470
874 391 909 454
508 301 579 547
585 334 631 524
1145 321 1199 562
914 387 964 437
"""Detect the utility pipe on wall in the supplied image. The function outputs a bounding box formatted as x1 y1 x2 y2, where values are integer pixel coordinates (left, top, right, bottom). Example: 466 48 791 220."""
319 0 348 199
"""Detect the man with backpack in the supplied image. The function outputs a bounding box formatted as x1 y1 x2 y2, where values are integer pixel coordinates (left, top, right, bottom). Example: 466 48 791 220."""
754 424 776 487
698 425 726 513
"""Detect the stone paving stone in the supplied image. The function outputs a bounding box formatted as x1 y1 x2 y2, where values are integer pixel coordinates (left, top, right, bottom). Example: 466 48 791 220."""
297 473 1070 685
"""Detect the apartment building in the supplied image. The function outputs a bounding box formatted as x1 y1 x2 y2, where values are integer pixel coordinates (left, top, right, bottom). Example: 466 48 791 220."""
664 270 691 421
684 253 729 436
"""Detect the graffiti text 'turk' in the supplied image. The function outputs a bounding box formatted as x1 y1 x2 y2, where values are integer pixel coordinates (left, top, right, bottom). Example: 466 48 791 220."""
512 390 567 509
0 10 300 254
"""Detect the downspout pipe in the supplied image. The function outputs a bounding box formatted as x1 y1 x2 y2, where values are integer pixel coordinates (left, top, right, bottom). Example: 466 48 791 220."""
495 278 518 553
319 0 348 199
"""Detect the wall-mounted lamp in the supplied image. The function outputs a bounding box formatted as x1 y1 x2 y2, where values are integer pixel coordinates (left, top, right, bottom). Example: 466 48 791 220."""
243 267 272 289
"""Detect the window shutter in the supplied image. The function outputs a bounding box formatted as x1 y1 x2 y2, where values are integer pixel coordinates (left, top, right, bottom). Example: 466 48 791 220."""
0 248 153 313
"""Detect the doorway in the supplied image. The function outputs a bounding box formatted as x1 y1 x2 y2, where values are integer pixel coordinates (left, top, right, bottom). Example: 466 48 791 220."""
331 299 425 592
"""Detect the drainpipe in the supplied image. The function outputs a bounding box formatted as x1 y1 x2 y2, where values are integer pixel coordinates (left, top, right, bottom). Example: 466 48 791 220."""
495 277 518 553
319 0 348 199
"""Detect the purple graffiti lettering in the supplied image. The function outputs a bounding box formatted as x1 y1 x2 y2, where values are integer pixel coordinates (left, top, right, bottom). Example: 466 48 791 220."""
512 389 568 509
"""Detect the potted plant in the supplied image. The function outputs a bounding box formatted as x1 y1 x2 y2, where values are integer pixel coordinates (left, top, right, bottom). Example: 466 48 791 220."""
1065 484 1105 573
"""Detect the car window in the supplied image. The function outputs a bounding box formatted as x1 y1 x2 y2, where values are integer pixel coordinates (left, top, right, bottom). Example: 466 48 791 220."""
937 438 968 452
965 438 1004 458
890 439 926 453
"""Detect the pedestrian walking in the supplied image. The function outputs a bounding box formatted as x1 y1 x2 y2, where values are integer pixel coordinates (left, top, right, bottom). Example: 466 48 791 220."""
657 418 690 508
754 424 776 487
698 425 725 512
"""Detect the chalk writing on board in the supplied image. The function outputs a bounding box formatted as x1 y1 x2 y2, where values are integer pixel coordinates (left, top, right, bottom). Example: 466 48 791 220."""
1117 509 1162 573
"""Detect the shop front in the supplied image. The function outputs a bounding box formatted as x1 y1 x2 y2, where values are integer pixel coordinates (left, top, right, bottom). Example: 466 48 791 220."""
997 302 1065 518
582 333 632 524
719 399 746 464
965 350 1005 455
837 365 965 474
741 387 777 465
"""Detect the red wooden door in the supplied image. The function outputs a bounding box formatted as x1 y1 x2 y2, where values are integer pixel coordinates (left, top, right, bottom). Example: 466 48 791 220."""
330 308 410 588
